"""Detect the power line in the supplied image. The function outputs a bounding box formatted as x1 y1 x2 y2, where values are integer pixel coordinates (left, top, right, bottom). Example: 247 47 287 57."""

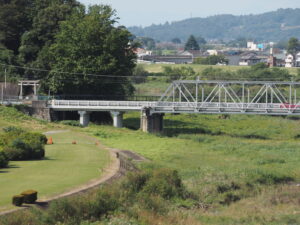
0 63 296 82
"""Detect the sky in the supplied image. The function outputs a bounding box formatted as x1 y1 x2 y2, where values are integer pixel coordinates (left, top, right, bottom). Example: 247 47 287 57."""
79 0 300 27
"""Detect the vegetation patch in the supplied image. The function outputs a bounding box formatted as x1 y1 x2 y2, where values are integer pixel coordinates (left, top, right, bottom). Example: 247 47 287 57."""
0 168 196 225
0 127 46 161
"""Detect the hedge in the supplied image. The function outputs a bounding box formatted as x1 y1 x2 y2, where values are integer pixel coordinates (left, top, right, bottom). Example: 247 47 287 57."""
0 127 46 161
0 151 9 168
12 195 24 206
21 190 38 204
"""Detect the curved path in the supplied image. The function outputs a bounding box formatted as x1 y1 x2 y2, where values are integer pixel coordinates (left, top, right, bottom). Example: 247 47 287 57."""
0 130 144 216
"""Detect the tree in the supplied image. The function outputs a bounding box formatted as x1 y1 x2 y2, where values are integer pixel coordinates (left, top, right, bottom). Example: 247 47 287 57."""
287 37 300 56
18 0 80 79
184 35 200 50
0 0 33 53
44 5 137 97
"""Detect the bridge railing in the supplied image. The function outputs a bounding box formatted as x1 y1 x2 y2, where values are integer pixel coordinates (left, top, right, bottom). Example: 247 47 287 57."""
49 100 158 109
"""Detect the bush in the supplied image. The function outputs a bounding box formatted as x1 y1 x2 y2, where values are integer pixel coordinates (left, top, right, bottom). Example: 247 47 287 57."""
221 193 241 205
21 190 38 204
1 127 46 160
45 199 81 224
255 173 294 185
0 151 9 168
142 169 185 199
12 195 24 206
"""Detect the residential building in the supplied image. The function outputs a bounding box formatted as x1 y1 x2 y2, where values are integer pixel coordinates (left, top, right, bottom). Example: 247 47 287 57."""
239 52 268 66
285 54 294 67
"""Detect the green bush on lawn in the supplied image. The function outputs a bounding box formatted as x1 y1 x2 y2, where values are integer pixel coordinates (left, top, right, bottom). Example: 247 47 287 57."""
12 195 24 206
21 190 38 204
0 127 46 161
0 151 9 168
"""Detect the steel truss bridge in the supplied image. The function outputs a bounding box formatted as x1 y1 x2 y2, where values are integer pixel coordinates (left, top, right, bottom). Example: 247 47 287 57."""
49 80 300 115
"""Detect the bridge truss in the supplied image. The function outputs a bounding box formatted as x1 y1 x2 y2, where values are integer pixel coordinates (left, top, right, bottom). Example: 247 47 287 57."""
156 80 300 115
49 80 300 116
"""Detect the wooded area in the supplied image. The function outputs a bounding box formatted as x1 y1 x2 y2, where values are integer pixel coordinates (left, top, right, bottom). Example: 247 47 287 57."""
0 0 137 96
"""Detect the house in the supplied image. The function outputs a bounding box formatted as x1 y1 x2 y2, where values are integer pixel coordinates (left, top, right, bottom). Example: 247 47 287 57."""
134 48 152 57
285 54 294 67
239 52 267 66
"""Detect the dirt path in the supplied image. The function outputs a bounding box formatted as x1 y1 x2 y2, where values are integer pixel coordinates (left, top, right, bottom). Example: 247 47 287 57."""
0 130 144 217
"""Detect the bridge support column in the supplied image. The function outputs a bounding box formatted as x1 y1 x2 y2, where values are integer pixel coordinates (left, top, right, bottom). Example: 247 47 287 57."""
140 109 164 133
78 111 90 127
111 111 123 128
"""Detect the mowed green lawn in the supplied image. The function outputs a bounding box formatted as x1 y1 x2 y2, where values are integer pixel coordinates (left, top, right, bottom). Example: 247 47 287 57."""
0 131 110 211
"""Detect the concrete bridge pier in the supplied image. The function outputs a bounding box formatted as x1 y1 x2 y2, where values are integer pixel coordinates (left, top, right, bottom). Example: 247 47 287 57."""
111 111 123 128
78 111 90 127
140 109 164 133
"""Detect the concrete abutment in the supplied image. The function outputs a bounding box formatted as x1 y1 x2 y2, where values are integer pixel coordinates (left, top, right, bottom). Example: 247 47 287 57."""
140 109 164 133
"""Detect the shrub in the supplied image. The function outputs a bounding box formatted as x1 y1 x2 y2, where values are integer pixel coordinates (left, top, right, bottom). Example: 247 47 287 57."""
254 172 294 185
88 188 119 218
0 151 9 168
3 146 27 160
138 194 168 213
221 193 241 205
12 195 24 206
21 190 38 204
142 169 185 199
45 199 81 224
1 127 46 160
121 171 150 194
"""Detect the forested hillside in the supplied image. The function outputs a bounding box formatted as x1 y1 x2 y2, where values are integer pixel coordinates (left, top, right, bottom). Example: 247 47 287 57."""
129 8 300 42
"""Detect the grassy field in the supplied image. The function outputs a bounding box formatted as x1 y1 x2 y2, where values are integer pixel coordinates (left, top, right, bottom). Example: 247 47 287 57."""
0 106 111 212
141 63 300 76
85 113 300 224
134 63 300 97
1 106 300 224
134 81 170 96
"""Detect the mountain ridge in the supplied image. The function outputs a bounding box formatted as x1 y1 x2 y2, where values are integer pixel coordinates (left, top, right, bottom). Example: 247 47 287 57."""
128 8 300 42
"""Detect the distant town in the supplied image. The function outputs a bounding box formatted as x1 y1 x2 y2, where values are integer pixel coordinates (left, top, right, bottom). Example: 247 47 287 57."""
135 37 300 68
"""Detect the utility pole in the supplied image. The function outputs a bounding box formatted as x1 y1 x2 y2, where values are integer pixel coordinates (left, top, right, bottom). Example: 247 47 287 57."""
1 84 3 102
4 68 7 89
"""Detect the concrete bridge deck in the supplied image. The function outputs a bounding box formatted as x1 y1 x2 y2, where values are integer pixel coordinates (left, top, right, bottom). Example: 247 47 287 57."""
49 100 300 115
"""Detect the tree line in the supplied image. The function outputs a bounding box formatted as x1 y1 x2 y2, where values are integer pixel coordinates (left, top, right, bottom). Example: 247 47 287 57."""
0 0 137 97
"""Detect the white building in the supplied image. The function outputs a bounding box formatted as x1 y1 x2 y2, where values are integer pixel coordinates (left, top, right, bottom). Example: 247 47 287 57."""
285 54 294 67
247 42 265 51
207 50 218 56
